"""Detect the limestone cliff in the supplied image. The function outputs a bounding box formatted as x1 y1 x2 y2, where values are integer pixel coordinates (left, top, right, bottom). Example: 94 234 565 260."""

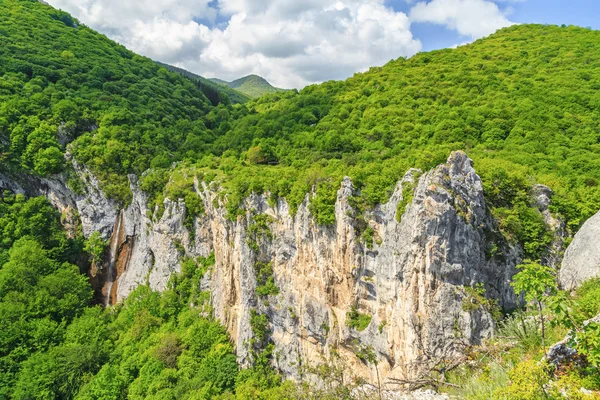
94 151 521 384
559 209 600 291
0 151 527 386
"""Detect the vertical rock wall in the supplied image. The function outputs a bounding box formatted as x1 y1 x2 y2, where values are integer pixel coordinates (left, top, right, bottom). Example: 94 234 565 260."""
1 151 533 385
109 151 520 383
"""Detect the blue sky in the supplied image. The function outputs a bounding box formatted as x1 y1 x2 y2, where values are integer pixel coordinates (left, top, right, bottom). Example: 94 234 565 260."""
391 0 600 51
47 0 600 88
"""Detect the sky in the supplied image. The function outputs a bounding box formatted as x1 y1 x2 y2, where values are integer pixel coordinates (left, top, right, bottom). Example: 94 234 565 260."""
45 0 600 89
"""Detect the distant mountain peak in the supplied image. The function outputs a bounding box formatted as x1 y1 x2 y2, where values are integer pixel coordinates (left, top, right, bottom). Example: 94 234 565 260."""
209 75 287 98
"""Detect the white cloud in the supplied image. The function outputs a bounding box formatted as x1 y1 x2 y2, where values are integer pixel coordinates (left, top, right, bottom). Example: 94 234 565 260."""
409 0 515 39
46 0 422 88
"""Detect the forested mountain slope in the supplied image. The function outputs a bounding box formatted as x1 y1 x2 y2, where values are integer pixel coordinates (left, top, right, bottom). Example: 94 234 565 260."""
0 0 216 203
1 0 600 398
210 75 288 98
205 23 600 236
2 0 598 237
158 62 252 105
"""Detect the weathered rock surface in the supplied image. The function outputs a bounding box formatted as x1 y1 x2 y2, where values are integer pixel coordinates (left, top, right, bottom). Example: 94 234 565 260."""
547 314 600 369
0 151 523 385
353 386 450 400
0 157 117 240
533 184 566 269
559 210 600 291
104 151 520 384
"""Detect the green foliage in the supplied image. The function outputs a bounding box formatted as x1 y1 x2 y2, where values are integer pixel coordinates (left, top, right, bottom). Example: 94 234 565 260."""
346 307 372 331
548 279 600 369
512 261 558 352
247 145 278 165
141 167 205 235
0 198 92 398
479 162 553 259
84 231 107 264
210 75 288 99
0 0 215 205
309 180 339 226
497 310 543 352
512 261 558 305
571 278 600 323
250 310 270 344
354 343 377 365
205 24 600 240
0 192 83 263
360 226 375 249
158 61 251 105
245 213 280 297
574 322 600 367
462 283 502 321
446 278 600 399
248 214 274 244
254 262 280 297
396 180 416 223
493 360 555 400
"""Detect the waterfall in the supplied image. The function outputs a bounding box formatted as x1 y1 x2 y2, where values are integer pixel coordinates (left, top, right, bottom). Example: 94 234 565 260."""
105 212 122 306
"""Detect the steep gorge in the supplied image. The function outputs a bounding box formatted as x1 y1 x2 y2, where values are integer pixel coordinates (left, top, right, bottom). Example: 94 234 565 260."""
1 151 555 386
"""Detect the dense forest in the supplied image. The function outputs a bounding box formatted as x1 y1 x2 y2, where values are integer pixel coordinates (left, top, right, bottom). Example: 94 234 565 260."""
209 75 288 99
0 194 289 399
1 0 600 398
157 62 252 105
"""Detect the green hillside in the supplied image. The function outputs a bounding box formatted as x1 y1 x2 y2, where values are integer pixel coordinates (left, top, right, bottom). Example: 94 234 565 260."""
158 62 251 105
2 0 600 397
2 0 599 248
2 0 599 246
210 74 288 98
0 0 216 204
200 24 600 241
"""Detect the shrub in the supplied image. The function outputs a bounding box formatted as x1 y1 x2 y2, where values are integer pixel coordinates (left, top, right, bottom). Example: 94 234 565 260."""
346 307 372 331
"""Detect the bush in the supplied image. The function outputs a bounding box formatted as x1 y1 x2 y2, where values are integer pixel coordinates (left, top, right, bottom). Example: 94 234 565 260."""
493 360 554 399
346 307 372 331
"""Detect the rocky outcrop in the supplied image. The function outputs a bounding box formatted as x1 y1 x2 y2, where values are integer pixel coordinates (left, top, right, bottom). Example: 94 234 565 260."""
559 210 600 291
0 151 523 385
102 151 520 384
1 157 118 300
547 314 600 369
0 157 117 240
533 184 566 269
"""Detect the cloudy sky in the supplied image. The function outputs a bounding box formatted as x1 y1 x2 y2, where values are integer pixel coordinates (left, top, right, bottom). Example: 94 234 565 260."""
46 0 600 88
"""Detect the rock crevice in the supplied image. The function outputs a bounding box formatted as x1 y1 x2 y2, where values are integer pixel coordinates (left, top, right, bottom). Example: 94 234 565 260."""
105 151 520 383
0 151 523 385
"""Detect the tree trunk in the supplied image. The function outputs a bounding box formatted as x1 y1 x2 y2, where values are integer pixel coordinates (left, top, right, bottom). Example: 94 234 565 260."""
519 309 528 338
375 365 382 400
538 300 546 356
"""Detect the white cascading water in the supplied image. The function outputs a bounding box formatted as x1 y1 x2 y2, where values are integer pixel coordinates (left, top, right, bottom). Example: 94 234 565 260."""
105 213 122 306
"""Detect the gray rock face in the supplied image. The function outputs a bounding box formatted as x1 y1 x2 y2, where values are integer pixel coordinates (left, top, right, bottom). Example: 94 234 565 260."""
532 184 566 269
108 151 520 384
70 160 119 239
547 314 600 367
559 210 600 290
0 151 524 386
0 158 117 239
116 175 193 299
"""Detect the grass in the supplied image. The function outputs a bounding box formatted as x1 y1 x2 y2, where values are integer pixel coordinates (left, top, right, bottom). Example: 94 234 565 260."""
435 279 600 398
